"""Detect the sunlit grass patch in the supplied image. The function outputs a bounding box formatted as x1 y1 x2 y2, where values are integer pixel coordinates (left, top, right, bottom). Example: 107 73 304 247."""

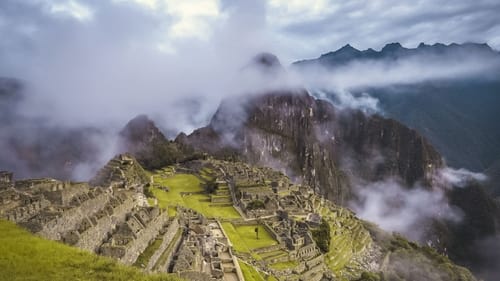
0 220 179 281
268 260 298 270
221 222 277 254
238 259 265 281
151 173 240 219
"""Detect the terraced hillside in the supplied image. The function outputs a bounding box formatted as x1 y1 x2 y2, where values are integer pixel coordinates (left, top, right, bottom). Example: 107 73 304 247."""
0 220 179 281
142 159 476 281
1 156 478 281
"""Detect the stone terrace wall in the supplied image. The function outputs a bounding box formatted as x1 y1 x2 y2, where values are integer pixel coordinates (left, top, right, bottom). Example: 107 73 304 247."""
75 195 136 252
42 182 89 205
15 178 61 191
146 218 180 271
38 191 111 240
4 198 51 223
120 210 170 265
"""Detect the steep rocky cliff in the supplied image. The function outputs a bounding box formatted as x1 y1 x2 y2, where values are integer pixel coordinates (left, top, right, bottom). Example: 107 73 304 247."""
179 89 443 204
119 115 186 170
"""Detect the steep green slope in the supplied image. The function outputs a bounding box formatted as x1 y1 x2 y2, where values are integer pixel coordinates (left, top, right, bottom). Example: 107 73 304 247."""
362 222 477 281
0 220 181 281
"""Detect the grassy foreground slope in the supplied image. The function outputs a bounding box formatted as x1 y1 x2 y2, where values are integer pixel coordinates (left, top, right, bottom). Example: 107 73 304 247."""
0 220 180 281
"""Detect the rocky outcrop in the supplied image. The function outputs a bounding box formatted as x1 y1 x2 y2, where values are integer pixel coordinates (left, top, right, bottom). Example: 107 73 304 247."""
119 115 196 170
179 90 443 204
90 154 149 191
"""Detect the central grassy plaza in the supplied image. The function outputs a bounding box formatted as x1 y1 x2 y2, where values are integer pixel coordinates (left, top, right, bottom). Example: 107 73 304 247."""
150 173 240 219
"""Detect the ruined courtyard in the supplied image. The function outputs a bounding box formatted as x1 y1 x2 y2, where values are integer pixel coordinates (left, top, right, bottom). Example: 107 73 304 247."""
1 155 379 281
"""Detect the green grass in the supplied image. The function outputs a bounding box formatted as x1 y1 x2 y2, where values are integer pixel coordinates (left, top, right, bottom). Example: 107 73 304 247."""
199 167 215 182
318 206 371 274
268 260 298 270
151 173 240 219
133 237 163 268
0 220 179 281
239 260 265 281
221 223 277 253
258 250 288 260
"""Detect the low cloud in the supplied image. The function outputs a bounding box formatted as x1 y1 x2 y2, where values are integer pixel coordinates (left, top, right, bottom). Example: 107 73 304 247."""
294 47 500 112
437 167 488 187
349 178 461 241
312 88 380 113
350 166 488 242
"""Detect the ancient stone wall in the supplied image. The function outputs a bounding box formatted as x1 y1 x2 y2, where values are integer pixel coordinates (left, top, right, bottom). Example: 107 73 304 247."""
178 271 211 281
74 195 136 252
42 182 89 205
14 178 61 191
146 218 180 271
306 254 323 268
4 198 51 223
0 171 13 190
253 244 283 254
38 192 111 240
295 243 317 259
156 228 184 273
300 263 324 281
120 210 170 265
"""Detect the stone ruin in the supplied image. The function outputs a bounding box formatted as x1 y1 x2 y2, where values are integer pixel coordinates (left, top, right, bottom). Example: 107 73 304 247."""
90 153 150 192
168 207 244 281
0 168 176 269
1 157 375 281
0 171 13 190
199 160 331 280
207 160 316 219
100 206 170 264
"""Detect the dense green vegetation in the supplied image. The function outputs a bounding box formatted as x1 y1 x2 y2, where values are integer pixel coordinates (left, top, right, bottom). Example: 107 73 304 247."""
319 206 371 274
355 272 382 281
0 220 180 281
311 218 331 253
246 200 265 210
362 222 477 281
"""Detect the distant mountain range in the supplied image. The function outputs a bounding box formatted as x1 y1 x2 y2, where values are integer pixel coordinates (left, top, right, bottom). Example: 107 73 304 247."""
294 42 499 67
294 42 500 195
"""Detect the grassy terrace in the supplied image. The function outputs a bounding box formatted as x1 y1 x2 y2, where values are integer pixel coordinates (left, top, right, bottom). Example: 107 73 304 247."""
238 260 265 281
258 250 288 260
151 173 240 219
268 260 298 270
319 206 371 274
153 228 182 271
221 223 278 254
0 220 179 281
133 236 163 268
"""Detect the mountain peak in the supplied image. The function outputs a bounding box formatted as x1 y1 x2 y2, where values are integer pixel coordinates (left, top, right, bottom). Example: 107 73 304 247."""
381 42 404 52
418 42 429 48
334 44 360 54
317 44 361 61
340 43 356 50
251 52 283 70
294 42 499 69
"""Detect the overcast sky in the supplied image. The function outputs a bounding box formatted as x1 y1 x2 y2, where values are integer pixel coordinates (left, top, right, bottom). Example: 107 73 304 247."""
1 0 500 65
2 0 500 179
1 0 500 133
